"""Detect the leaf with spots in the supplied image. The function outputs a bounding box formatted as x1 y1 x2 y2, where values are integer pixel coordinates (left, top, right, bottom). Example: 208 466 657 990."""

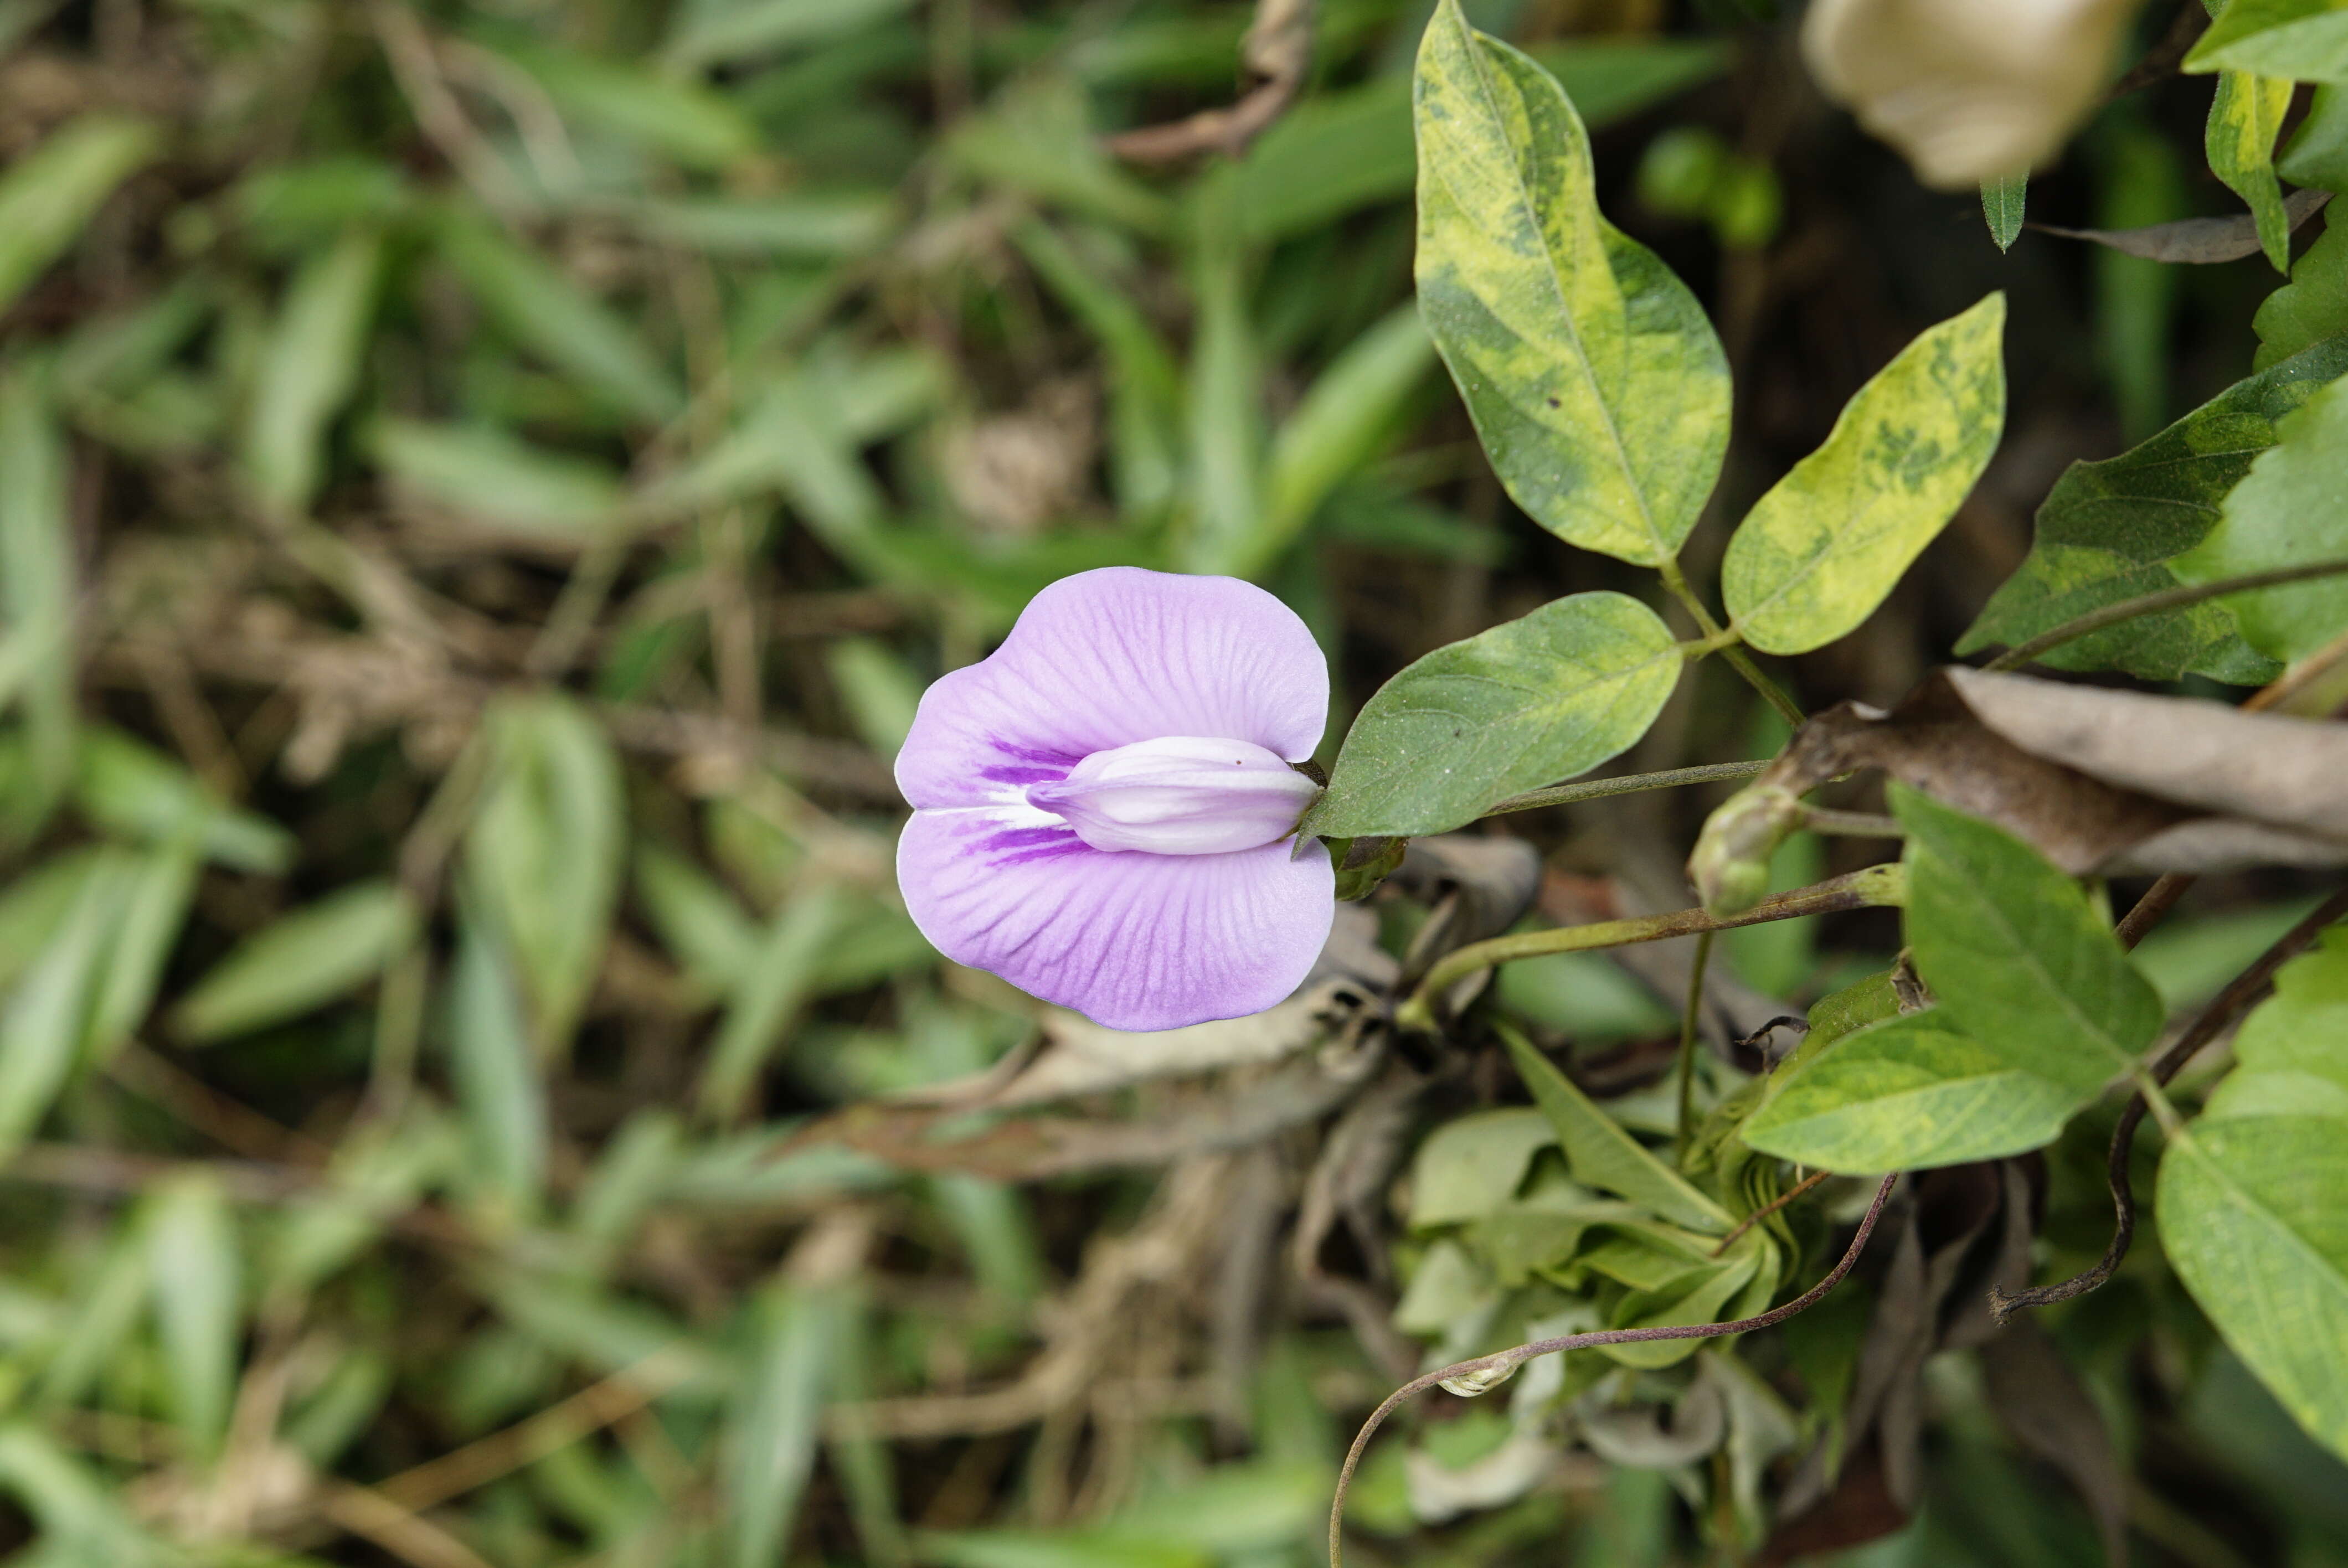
1412 0 1728 566
1723 294 2005 655
1305 591 1680 837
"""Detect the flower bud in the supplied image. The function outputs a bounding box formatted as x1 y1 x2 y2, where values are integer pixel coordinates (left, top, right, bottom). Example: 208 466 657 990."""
1687 784 1804 918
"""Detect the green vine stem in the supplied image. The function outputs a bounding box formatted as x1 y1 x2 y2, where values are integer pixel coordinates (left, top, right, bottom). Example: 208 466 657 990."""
1327 1172 1901 1568
1481 759 1769 817
1982 557 2348 672
1657 559 1805 726
1395 863 1907 1034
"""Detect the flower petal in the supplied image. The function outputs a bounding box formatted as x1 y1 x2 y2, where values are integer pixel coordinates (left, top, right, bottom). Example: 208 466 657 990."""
898 806 1336 1031
895 568 1329 810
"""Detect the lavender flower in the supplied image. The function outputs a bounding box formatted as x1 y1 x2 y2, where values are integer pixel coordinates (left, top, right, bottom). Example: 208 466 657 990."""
895 567 1335 1031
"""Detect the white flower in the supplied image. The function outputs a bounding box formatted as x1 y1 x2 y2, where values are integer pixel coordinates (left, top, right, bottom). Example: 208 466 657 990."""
1804 0 2145 188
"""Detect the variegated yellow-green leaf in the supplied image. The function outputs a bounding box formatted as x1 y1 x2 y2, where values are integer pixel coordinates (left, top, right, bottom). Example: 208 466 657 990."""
1413 0 1727 566
1742 1012 2087 1174
1303 591 1682 837
1723 293 2005 654
2208 69 2295 273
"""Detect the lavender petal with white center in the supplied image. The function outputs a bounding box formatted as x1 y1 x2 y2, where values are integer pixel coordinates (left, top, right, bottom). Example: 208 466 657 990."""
893 566 1336 1030
1027 735 1321 855
897 808 1333 1031
894 567 1327 813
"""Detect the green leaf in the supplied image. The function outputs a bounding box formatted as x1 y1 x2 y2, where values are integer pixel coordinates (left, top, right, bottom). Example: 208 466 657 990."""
629 193 895 257
0 373 78 837
727 1283 842 1568
2255 219 2348 370
367 419 622 538
1408 1106 1561 1227
2279 84 2348 192
1176 240 1264 577
1412 0 1728 566
698 887 848 1121
1722 295 2005 655
0 856 128 1155
1248 306 1436 578
1496 1024 1731 1235
1958 337 2348 680
490 41 760 169
464 695 625 1048
1742 1012 2086 1173
74 726 296 873
84 845 197 1058
144 1174 240 1455
0 851 100 996
1981 172 2027 252
448 914 548 1217
661 0 918 73
173 881 417 1044
2174 368 2348 663
2187 0 2348 80
243 229 384 517
439 214 683 425
2203 924 2348 1121
2208 70 2295 272
1304 591 1680 837
2159 932 2348 1466
2161 1121 2348 1465
947 76 1170 235
0 115 156 318
822 637 923 757
632 844 760 997
1894 785 2162 1095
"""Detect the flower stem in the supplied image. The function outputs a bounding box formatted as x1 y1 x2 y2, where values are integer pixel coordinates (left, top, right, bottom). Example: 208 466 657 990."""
1981 556 2348 673
1395 864 1906 1033
1480 759 1769 817
1658 560 1804 726
1674 930 1715 1165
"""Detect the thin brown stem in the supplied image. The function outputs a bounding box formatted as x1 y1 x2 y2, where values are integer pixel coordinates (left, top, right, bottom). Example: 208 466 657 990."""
1397 865 1905 1033
1674 931 1715 1164
1481 759 1768 817
1992 885 2348 1321
2114 873 2195 952
1329 1173 1899 1568
1983 558 2348 673
1711 1169 1831 1257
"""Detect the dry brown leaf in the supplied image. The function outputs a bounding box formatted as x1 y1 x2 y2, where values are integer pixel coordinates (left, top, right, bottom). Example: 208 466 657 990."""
1693 669 2348 910
2030 188 2330 263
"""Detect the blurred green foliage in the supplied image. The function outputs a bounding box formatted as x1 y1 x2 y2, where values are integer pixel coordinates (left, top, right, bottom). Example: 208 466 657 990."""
0 0 2343 1565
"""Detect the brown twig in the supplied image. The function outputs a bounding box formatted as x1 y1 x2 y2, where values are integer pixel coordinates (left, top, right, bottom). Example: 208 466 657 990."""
2106 1 2210 100
1710 1169 1832 1257
1398 864 1906 1033
1991 885 2348 1322
374 1350 699 1513
1328 1173 1899 1568
1106 0 1316 162
1482 759 1769 817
